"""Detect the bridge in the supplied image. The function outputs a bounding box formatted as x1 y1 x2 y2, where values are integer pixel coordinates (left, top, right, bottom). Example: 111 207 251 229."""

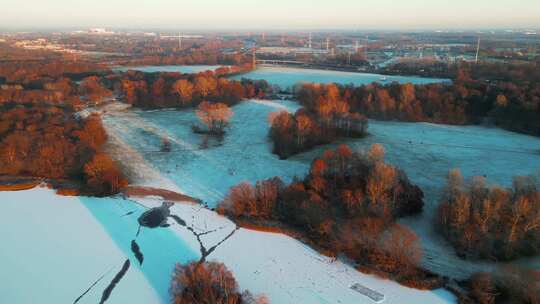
256 59 307 66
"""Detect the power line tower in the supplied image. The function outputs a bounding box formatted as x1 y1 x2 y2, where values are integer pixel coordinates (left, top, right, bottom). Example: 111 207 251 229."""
178 33 182 49
251 48 257 70
475 37 481 64
326 37 330 51
364 35 369 59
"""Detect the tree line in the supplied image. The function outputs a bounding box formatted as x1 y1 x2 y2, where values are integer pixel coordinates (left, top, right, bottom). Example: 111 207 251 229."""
437 169 540 261
294 68 540 136
116 71 269 109
0 103 126 195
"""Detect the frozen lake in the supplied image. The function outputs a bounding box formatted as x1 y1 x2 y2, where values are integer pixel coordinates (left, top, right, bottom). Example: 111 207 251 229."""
230 66 450 89
104 99 540 279
113 65 222 74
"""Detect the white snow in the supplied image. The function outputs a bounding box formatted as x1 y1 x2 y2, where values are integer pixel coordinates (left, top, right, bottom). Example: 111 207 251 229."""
130 196 456 304
98 101 456 303
231 66 450 90
100 95 540 289
0 187 161 304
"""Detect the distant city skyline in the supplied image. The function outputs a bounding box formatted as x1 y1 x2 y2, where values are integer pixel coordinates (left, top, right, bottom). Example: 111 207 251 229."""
0 0 539 30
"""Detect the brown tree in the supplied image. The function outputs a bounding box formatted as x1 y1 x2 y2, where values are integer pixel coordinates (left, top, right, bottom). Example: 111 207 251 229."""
195 102 234 135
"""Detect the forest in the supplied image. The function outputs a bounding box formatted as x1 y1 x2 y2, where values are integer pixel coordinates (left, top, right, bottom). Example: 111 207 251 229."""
116 71 268 109
217 144 440 288
294 64 540 136
269 84 368 158
437 169 540 261
0 103 126 195
117 49 252 68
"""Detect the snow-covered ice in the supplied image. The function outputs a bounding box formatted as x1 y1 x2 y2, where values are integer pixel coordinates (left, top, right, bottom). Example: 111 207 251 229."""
0 187 162 304
231 66 450 90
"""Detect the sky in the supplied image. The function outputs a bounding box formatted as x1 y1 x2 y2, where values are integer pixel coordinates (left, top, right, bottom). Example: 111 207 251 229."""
0 0 539 30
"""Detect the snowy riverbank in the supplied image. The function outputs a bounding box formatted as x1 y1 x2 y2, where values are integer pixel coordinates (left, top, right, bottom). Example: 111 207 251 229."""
0 187 161 304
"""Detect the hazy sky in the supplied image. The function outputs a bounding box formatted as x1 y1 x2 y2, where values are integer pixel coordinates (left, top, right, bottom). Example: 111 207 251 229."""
0 0 539 30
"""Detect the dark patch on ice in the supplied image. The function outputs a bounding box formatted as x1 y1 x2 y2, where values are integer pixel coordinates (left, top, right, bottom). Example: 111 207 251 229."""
169 213 238 263
121 211 136 217
99 259 131 304
200 228 238 262
137 201 172 228
131 240 144 265
73 267 112 304
169 214 186 226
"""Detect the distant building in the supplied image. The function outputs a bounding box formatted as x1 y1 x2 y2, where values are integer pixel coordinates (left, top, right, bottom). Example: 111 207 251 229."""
256 47 329 56
88 28 114 35
1 84 24 91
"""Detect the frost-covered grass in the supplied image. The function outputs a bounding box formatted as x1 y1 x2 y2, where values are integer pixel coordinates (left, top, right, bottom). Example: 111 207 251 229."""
102 100 305 204
230 66 449 90
99 101 457 303
103 99 540 280
342 121 540 278
113 65 222 74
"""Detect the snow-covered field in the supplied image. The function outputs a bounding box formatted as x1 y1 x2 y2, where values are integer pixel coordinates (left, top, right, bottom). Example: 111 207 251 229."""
0 178 455 304
0 187 164 303
3 88 539 303
113 65 222 74
101 100 305 204
102 99 540 281
127 192 455 304
84 100 456 303
230 66 450 90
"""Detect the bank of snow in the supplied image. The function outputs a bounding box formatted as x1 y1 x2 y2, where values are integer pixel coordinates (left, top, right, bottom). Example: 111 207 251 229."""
0 187 161 304
131 195 456 304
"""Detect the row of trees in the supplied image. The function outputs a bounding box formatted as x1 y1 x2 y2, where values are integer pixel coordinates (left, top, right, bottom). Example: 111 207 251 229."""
269 85 368 158
0 104 126 195
0 59 105 83
218 145 437 287
118 72 270 109
382 61 540 85
0 75 113 106
117 49 252 67
437 169 540 261
295 73 540 136
171 261 268 304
